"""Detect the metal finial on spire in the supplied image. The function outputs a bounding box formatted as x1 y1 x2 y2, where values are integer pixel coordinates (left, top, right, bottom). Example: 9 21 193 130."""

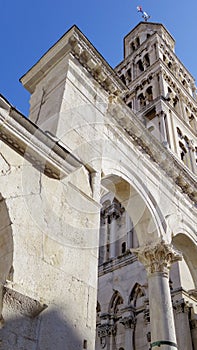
137 5 151 21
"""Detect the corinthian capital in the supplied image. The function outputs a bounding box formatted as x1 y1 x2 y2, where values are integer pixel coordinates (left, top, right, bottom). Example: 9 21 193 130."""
133 240 182 275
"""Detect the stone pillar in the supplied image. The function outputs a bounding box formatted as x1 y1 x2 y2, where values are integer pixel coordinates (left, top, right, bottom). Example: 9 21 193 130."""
99 215 108 263
158 112 168 145
173 299 193 350
91 171 101 202
134 240 182 350
121 314 136 350
190 319 197 350
97 323 116 350
126 214 133 249
188 141 197 175
109 216 117 258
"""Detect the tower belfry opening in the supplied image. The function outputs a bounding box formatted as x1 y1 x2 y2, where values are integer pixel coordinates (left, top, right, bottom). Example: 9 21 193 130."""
116 22 197 174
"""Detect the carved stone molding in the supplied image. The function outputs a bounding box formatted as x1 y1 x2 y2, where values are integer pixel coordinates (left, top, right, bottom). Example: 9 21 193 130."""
133 240 182 276
173 299 190 314
120 314 136 329
0 103 82 179
101 200 124 223
68 31 127 96
97 323 116 338
107 98 197 204
188 289 197 300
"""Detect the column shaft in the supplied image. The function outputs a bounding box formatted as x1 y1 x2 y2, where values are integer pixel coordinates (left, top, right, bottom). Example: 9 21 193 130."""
174 300 193 350
133 241 182 350
148 272 177 349
109 218 117 258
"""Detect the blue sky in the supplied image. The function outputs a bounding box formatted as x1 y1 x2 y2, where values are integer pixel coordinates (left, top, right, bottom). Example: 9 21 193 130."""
1 0 197 116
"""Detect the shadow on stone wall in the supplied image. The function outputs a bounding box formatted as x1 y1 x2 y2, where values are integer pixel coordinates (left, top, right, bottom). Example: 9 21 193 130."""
0 308 83 350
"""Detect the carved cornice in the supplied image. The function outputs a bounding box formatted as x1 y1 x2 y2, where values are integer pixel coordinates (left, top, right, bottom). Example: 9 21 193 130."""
132 240 182 276
107 97 197 204
0 102 82 179
68 31 127 95
20 26 127 96
188 289 197 300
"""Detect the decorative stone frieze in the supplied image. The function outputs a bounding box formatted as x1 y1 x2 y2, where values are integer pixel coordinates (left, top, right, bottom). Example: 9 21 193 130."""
133 240 182 276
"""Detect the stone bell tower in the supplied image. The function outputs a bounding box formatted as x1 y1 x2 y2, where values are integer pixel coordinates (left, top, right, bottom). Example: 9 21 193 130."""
116 22 197 175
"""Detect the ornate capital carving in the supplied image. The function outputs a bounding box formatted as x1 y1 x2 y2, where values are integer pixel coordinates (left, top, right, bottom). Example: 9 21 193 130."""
133 240 182 275
97 323 116 338
173 299 190 314
120 314 136 329
101 201 124 222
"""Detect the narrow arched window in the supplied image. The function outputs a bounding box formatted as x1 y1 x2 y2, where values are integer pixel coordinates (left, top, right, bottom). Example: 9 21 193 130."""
146 86 153 102
121 242 127 254
137 60 144 72
144 53 150 68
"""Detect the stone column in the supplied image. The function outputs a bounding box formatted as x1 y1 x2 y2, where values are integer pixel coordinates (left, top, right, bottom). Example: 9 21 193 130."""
99 215 108 263
91 171 101 202
126 214 133 249
173 299 193 350
134 240 182 350
158 111 168 146
109 216 117 258
188 141 197 175
121 314 136 350
190 319 197 350
97 323 116 350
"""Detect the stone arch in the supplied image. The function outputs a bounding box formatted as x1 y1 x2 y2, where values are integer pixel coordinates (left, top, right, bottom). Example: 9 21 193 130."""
129 283 146 307
172 233 197 288
101 172 166 246
109 290 124 314
128 283 149 349
0 195 13 322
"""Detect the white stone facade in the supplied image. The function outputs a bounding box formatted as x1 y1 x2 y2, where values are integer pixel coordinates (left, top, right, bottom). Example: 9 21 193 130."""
0 22 196 350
